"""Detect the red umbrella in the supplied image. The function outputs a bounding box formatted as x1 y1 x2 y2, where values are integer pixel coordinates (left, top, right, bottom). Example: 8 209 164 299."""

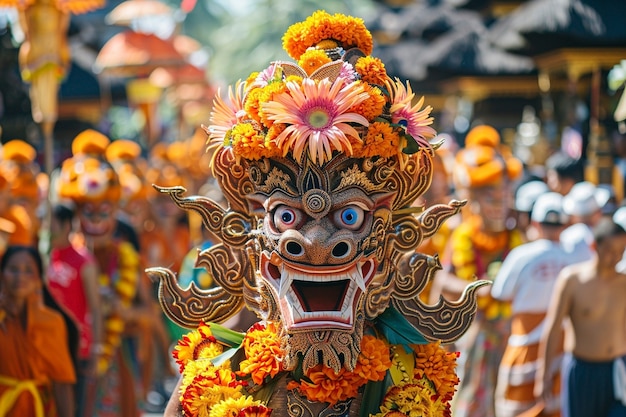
94 31 185 77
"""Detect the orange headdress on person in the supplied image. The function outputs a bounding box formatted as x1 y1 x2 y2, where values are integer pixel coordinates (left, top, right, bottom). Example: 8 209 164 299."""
105 139 149 203
57 130 121 203
0 139 40 203
453 125 523 189
145 142 188 194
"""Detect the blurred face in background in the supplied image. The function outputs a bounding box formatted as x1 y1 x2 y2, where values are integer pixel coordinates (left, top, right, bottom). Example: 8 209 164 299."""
77 201 117 245
470 181 512 233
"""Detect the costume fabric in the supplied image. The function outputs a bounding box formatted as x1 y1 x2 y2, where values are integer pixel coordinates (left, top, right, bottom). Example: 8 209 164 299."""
47 243 96 359
447 222 523 417
491 239 577 417
0 296 76 416
562 354 626 417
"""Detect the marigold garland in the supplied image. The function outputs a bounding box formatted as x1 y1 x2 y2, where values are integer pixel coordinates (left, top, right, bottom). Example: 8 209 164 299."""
175 320 461 415
97 241 139 375
286 334 391 405
449 215 524 320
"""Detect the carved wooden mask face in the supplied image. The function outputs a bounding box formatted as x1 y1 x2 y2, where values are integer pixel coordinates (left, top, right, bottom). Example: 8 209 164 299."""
248 155 394 333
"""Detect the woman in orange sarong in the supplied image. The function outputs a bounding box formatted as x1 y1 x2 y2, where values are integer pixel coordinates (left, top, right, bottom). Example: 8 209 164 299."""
0 245 76 417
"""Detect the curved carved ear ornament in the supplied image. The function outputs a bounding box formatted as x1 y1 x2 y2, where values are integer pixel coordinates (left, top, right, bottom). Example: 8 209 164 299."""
145 267 245 329
391 279 491 343
148 184 261 328
152 185 253 248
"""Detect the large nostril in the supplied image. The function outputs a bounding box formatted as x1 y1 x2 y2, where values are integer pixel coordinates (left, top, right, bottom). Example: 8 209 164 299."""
332 241 351 258
286 240 304 256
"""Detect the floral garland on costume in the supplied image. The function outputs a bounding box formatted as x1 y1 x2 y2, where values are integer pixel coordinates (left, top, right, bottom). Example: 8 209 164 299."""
97 241 139 375
174 322 460 417
450 215 523 320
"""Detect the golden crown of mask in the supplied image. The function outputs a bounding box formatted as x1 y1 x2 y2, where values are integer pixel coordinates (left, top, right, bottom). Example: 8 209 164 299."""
148 10 487 375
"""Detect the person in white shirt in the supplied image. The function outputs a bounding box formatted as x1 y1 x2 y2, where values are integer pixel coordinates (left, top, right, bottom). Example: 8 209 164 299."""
491 192 577 417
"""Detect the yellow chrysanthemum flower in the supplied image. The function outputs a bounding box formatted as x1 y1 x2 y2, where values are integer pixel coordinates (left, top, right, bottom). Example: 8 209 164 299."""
378 381 449 417
174 322 223 371
282 10 373 60
298 49 332 76
230 122 271 161
355 56 388 86
208 396 264 417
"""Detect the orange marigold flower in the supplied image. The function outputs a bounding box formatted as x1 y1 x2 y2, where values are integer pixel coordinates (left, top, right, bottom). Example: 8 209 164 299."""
355 121 401 158
239 404 272 417
265 124 286 158
237 322 285 385
355 56 389 86
288 335 392 405
244 88 263 124
348 83 386 122
353 335 392 382
412 342 460 401
282 10 373 60
258 82 288 128
287 365 359 405
298 49 332 76
230 123 271 161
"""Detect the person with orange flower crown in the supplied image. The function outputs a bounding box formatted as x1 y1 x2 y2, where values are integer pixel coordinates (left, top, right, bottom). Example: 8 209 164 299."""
56 129 144 417
0 153 35 247
106 138 178 411
0 139 44 245
431 124 524 417
144 10 489 417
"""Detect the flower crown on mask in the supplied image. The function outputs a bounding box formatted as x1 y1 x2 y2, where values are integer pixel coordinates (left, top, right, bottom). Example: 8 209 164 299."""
205 10 437 167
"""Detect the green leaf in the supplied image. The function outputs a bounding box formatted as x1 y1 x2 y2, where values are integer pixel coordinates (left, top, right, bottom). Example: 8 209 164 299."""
359 373 392 417
402 134 419 154
210 346 241 367
376 307 428 350
208 322 245 347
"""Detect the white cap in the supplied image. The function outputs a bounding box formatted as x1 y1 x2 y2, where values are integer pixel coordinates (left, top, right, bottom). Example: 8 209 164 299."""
614 206 626 230
562 181 611 217
515 180 549 212
531 192 568 225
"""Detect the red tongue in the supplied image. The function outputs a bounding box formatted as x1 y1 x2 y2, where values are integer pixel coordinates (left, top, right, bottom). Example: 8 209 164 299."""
293 280 348 312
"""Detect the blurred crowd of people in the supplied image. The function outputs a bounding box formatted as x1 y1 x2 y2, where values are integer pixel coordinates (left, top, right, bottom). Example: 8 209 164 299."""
0 121 625 417
0 129 229 417
418 124 626 417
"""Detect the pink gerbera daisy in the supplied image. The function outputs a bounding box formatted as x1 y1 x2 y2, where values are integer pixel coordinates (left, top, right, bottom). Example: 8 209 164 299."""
208 80 247 145
263 78 369 164
386 78 437 148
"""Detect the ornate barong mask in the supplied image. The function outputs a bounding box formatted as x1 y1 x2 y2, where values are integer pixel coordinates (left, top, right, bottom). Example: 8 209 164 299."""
148 10 487 374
